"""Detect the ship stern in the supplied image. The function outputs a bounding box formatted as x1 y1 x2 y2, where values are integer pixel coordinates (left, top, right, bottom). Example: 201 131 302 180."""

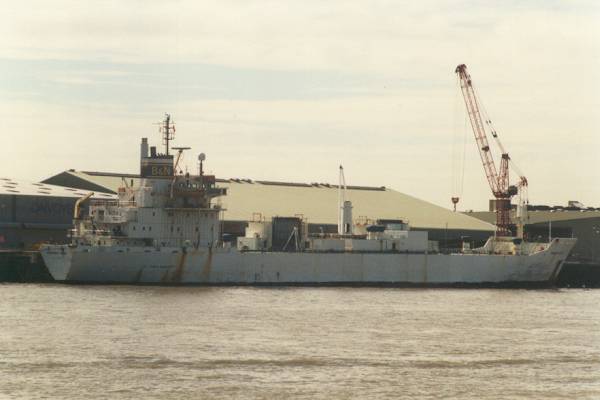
546 238 577 282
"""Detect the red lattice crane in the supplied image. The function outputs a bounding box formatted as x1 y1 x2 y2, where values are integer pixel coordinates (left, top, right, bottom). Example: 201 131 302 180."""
455 64 525 237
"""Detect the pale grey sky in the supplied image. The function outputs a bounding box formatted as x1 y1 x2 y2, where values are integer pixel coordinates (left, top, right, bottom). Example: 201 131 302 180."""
1 0 599 210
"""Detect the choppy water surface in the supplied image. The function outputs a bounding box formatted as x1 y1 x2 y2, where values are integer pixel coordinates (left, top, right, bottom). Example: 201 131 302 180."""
1 286 599 399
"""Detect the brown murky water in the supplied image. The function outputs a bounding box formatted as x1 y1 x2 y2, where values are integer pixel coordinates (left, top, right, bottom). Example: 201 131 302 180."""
1 285 599 399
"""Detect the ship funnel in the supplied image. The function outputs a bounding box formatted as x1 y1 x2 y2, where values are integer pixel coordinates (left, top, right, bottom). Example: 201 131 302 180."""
141 138 149 159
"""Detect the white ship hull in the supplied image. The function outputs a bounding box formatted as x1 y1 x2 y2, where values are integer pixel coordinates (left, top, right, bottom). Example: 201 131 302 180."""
41 238 576 286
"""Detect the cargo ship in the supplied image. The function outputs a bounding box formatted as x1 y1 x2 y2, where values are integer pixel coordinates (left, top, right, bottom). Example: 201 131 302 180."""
40 116 576 286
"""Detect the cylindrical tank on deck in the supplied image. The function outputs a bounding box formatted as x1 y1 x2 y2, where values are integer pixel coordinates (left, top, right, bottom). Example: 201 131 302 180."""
244 221 272 250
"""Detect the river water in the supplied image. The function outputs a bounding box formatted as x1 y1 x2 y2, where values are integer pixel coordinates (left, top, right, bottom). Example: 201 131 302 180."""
0 285 599 399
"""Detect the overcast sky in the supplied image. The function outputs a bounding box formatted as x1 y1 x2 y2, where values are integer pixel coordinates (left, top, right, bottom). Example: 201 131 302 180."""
1 0 599 210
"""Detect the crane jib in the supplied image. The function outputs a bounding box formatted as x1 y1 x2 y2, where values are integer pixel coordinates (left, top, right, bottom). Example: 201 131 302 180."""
455 64 527 237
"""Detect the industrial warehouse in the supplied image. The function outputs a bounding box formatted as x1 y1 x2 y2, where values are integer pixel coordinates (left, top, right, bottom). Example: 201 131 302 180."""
0 178 115 249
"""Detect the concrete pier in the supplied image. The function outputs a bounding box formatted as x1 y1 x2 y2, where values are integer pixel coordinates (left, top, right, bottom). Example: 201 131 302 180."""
0 250 53 282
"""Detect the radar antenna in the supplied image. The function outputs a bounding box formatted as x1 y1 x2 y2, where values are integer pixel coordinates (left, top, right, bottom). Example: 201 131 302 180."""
172 146 191 171
170 146 191 198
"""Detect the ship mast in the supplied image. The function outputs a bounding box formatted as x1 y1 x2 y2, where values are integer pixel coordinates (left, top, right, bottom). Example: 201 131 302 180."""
160 113 175 156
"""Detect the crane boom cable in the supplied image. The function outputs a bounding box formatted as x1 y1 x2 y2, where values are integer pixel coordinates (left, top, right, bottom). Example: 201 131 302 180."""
474 88 506 153
451 75 461 198
473 86 511 198
451 75 470 211
474 86 528 185
451 90 469 199
460 110 468 196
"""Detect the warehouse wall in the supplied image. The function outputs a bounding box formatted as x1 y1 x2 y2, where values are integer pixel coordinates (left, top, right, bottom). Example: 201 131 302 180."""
0 194 75 249
528 218 600 263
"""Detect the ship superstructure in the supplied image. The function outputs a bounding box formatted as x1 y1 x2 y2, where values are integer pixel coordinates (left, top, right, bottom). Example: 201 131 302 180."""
74 115 226 251
41 115 576 286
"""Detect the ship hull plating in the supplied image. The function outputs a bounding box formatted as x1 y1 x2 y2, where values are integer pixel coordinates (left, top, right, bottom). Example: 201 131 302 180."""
41 238 575 286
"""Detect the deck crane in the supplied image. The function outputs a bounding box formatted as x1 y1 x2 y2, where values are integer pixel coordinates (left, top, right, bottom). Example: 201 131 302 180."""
455 64 528 237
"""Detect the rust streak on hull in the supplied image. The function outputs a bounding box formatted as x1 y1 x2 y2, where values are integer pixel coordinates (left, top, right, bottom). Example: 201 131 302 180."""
133 267 144 283
200 248 213 282
171 250 188 283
